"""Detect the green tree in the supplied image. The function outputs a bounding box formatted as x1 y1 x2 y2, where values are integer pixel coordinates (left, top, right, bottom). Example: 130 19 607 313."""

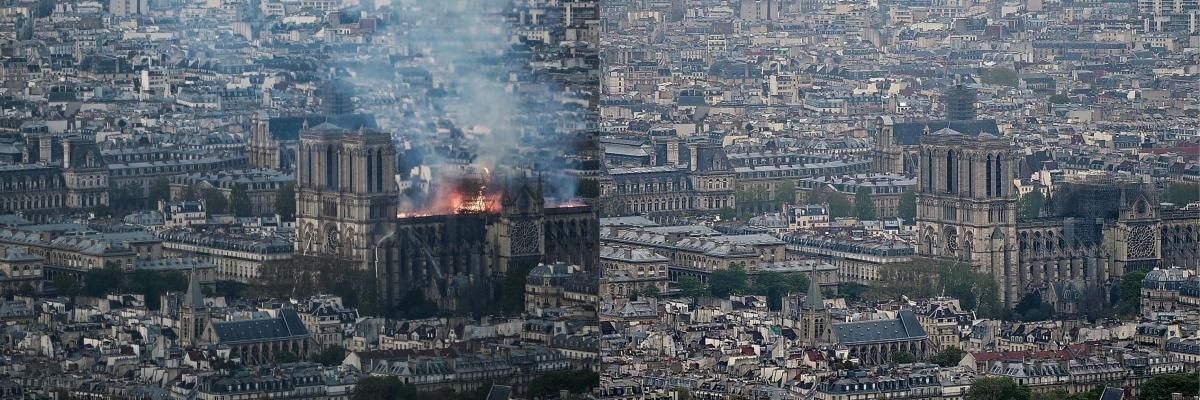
854 187 876 220
275 351 300 363
678 276 707 300
1116 270 1146 316
709 264 748 298
148 177 171 204
1162 182 1199 206
203 188 228 214
929 347 965 367
229 183 253 217
83 263 126 297
982 67 1019 87
52 275 81 299
127 270 187 310
1140 373 1200 400
839 282 867 302
1033 389 1070 400
641 284 661 299
528 370 599 399
275 182 297 221
899 190 916 222
351 376 416 400
180 184 199 201
749 272 810 310
500 260 537 314
1048 94 1071 104
673 388 692 400
826 191 852 218
775 180 796 208
1018 190 1045 220
966 377 1031 400
891 351 916 364
108 182 147 214
718 207 737 221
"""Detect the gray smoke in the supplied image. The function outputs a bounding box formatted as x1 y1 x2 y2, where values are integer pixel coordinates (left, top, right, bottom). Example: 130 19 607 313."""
343 0 588 211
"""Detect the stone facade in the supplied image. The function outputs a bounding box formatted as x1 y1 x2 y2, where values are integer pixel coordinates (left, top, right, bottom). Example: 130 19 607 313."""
916 129 1020 304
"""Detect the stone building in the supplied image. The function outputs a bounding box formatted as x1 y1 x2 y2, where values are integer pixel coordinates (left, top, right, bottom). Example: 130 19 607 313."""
1141 267 1196 319
524 262 596 314
872 115 1001 176
294 124 598 314
599 137 735 219
198 308 313 364
796 173 917 219
0 246 43 294
599 245 669 299
832 310 930 365
915 128 1021 304
915 130 1200 307
0 134 108 217
170 169 294 216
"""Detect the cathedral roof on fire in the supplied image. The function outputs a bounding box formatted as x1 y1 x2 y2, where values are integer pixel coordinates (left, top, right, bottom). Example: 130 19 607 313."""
266 113 376 141
891 119 1000 146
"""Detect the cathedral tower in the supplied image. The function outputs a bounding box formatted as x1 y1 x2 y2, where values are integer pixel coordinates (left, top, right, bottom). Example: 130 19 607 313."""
295 123 397 264
916 129 1020 305
497 177 545 275
798 278 832 346
178 265 208 347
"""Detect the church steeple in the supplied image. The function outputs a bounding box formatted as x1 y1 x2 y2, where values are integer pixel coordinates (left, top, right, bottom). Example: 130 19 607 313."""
185 263 204 312
802 277 824 310
179 264 208 347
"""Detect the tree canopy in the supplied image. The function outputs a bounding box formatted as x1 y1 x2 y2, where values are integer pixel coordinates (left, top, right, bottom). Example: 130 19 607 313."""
528 370 599 399
966 377 1030 400
748 272 810 310
854 187 876 220
709 264 748 298
929 347 965 367
229 183 253 217
1162 182 1199 206
678 276 707 300
1140 373 1200 400
981 67 1019 87
1018 190 1045 220
898 190 916 222
275 182 297 221
1116 270 1146 317
203 188 228 214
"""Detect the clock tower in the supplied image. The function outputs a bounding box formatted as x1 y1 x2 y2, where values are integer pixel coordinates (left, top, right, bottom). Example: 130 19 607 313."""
295 123 397 266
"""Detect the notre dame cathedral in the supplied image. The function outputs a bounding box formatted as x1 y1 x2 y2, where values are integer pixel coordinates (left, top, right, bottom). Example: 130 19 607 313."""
892 85 1200 308
293 122 598 313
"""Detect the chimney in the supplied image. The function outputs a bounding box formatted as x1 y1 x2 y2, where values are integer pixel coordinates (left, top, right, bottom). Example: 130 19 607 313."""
40 137 53 163
61 140 72 168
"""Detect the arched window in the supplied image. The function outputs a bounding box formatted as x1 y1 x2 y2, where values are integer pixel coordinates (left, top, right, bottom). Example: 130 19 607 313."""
986 155 993 197
994 155 1003 196
946 151 955 193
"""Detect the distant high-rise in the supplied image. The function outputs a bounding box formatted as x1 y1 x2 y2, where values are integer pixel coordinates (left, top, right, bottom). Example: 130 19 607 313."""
110 0 148 16
318 79 355 115
943 84 977 121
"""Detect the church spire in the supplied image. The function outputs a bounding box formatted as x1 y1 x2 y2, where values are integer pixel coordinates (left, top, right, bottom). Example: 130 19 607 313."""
185 263 204 311
803 277 824 310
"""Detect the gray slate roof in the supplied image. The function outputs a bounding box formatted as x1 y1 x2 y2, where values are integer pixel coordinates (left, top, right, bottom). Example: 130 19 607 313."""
212 309 310 345
833 310 927 345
